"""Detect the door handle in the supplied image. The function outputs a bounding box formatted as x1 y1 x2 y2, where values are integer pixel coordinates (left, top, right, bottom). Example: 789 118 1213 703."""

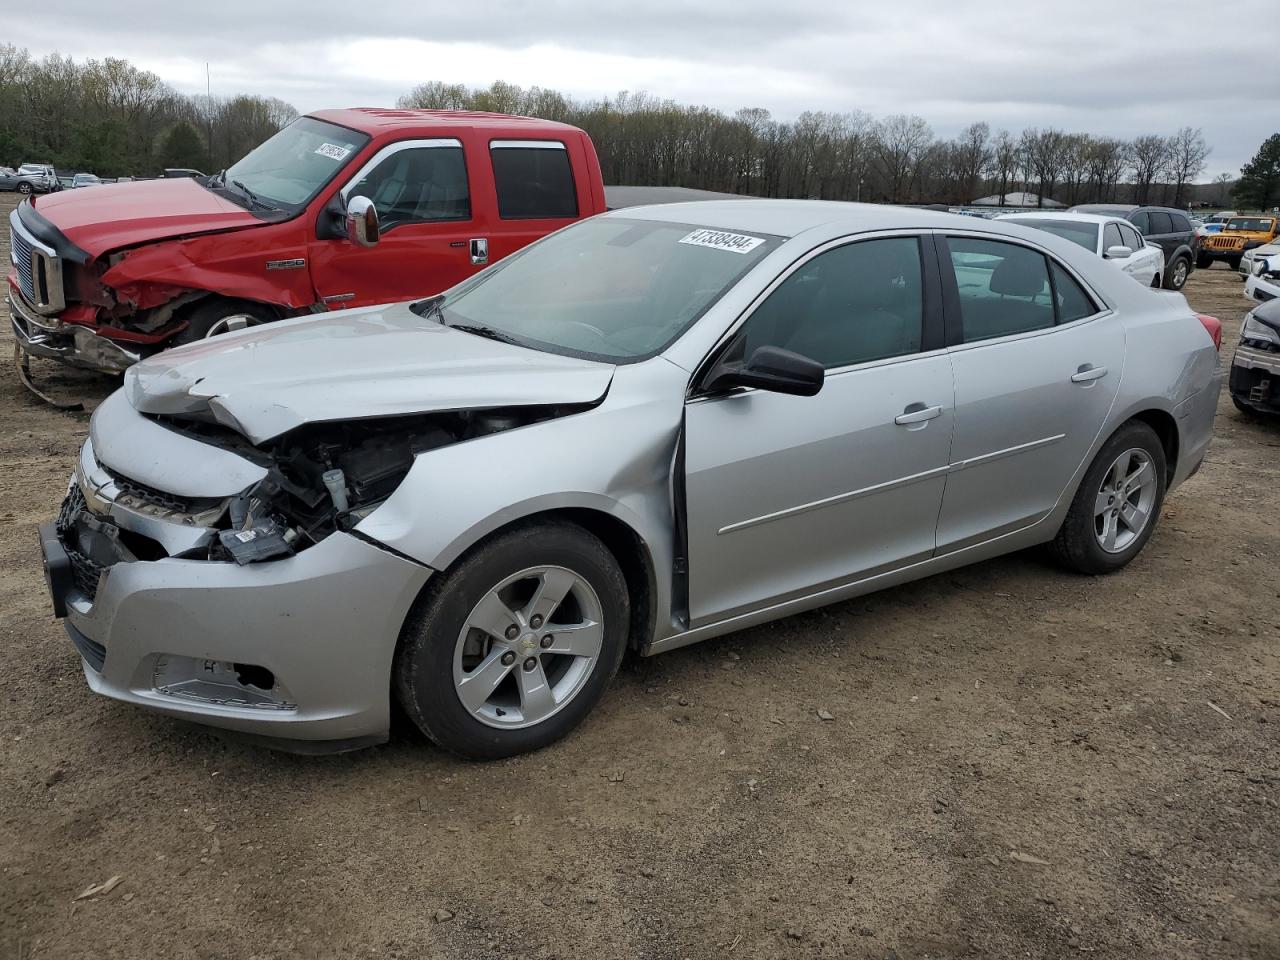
469 238 489 265
1070 364 1109 384
894 404 943 426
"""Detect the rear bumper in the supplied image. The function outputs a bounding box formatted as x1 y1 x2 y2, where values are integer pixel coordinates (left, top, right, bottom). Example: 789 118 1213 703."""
9 291 140 374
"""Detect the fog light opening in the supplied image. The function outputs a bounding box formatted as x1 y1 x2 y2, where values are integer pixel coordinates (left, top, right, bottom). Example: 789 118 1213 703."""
233 663 275 691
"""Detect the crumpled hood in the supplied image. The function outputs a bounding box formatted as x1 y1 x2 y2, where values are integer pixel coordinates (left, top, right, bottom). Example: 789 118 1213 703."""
123 303 616 444
30 178 260 257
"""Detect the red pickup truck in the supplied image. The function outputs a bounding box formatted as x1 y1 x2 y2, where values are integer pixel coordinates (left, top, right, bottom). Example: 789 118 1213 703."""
8 109 607 374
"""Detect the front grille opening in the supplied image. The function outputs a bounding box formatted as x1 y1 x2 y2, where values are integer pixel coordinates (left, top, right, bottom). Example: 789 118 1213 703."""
233 663 275 691
115 527 167 562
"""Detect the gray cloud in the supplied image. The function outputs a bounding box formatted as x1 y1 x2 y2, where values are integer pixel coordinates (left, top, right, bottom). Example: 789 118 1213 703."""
15 1 1279 175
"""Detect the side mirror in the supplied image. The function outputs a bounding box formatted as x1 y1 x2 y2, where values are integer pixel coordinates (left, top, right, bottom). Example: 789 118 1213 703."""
705 345 825 397
1104 245 1133 260
346 196 379 248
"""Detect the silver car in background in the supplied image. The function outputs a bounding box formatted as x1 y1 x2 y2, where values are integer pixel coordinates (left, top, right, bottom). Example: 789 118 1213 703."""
40 201 1222 758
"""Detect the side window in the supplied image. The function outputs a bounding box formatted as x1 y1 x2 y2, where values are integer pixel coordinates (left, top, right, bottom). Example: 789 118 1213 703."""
347 144 470 228
1170 213 1191 233
1050 262 1099 324
1120 224 1144 251
490 141 578 219
948 237 1053 342
1103 223 1124 252
737 237 924 369
1147 211 1173 234
1130 211 1151 234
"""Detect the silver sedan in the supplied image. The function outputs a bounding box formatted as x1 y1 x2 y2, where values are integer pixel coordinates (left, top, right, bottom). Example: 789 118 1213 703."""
42 201 1221 758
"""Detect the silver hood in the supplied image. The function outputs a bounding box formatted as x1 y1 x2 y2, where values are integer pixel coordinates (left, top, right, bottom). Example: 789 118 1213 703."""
123 303 616 444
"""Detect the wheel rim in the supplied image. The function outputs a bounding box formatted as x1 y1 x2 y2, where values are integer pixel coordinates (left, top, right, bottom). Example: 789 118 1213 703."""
1094 448 1157 554
453 565 604 730
18 184 30 194
1173 260 1188 287
205 313 258 338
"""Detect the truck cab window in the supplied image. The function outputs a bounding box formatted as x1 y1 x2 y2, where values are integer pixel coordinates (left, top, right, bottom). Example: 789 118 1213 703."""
490 142 578 220
348 145 471 229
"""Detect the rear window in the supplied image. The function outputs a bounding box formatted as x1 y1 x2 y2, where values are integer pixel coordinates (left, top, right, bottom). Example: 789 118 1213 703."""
1004 218 1098 252
490 142 578 220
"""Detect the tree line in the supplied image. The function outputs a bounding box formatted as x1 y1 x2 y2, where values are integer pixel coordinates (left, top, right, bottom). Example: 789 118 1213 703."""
401 80 1229 208
0 45 296 177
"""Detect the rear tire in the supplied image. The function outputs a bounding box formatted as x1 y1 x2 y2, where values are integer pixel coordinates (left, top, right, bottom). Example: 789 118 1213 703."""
1050 421 1166 575
394 521 629 759
1163 256 1190 291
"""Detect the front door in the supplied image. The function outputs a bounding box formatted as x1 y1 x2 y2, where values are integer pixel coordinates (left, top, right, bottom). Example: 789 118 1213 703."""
935 234 1126 552
309 139 480 309
684 235 955 625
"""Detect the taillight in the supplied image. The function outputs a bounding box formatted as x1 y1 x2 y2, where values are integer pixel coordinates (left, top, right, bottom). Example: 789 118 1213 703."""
1196 313 1222 351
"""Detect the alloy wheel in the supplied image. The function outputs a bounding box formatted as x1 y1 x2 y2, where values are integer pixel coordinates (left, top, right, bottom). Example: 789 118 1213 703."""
453 565 604 729
1094 448 1157 554
1172 259 1188 288
205 313 259 338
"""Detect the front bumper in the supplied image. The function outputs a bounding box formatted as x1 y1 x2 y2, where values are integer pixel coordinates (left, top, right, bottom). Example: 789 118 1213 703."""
1230 343 1280 412
43 436 434 748
9 291 140 375
1244 274 1280 304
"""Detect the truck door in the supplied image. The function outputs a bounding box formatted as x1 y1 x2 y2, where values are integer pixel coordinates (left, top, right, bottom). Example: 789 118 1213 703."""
308 139 480 309
483 139 593 265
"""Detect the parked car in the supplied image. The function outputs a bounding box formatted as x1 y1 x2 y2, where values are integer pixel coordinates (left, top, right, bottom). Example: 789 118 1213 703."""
997 211 1165 287
1196 214 1280 270
1069 204 1199 290
1193 219 1224 237
0 163 58 195
8 108 607 376
39 202 1222 757
1241 239 1280 281
1243 250 1279 304
70 173 102 189
161 168 204 179
1229 298 1280 416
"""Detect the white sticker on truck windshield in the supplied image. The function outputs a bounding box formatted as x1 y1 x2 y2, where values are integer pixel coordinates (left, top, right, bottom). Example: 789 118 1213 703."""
678 229 764 254
315 143 351 162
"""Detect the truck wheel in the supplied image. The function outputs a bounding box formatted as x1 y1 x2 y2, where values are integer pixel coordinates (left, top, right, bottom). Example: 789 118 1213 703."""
1227 256 1242 271
1050 421 1166 576
394 520 629 759
174 300 275 345
1163 257 1190 291
16 181 32 195
1195 252 1212 269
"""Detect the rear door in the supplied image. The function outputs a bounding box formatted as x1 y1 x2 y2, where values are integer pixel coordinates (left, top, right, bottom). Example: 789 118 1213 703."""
308 138 480 308
685 233 954 624
935 234 1125 552
1140 210 1178 262
484 139 591 266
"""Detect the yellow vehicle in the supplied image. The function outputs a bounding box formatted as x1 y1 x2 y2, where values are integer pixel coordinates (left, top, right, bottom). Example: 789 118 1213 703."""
1197 214 1280 269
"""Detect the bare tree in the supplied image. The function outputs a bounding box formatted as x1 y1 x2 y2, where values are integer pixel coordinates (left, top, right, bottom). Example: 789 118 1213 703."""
1020 128 1070 206
1167 127 1209 207
872 114 933 203
991 129 1019 204
952 122 992 204
1128 134 1172 205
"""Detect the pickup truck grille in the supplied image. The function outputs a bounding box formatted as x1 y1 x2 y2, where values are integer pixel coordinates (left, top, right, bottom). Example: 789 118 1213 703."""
1206 235 1245 251
10 222 36 304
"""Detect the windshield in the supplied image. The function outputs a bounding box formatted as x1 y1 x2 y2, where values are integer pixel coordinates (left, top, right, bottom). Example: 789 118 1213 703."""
443 218 780 361
1005 218 1099 251
221 117 369 209
1226 217 1276 232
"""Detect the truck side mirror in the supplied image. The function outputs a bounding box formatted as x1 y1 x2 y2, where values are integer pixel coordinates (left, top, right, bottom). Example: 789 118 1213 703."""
346 197 380 248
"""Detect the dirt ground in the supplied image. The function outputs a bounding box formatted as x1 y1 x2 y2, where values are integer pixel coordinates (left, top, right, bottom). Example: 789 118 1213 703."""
0 191 1276 960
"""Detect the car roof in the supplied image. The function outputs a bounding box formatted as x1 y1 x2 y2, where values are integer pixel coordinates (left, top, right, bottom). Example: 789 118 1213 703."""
997 211 1118 226
309 107 587 137
605 198 1005 239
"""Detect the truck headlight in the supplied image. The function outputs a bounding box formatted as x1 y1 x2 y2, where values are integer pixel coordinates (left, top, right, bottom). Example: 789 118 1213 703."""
1242 313 1280 345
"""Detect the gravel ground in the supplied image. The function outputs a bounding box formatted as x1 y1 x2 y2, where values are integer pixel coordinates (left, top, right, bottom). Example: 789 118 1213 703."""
1 191 1277 960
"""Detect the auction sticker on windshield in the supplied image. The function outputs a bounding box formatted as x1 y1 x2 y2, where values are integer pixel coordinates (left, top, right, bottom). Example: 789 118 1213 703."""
315 143 352 162
679 229 765 254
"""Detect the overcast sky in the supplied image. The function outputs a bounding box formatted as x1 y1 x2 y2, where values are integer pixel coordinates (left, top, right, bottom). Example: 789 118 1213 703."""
15 2 1278 177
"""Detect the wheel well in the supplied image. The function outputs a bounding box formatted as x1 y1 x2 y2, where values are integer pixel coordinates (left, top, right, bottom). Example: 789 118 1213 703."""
431 508 658 654
1129 410 1179 483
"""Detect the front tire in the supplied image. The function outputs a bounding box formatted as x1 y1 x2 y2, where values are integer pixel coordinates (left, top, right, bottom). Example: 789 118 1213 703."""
1051 421 1167 575
1195 252 1212 270
394 521 629 759
16 182 32 195
173 299 274 345
1163 256 1190 291
1227 256 1242 271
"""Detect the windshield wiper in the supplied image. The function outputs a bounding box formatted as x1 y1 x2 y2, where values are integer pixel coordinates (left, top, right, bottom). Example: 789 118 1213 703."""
410 294 446 323
230 178 279 212
446 322 523 346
